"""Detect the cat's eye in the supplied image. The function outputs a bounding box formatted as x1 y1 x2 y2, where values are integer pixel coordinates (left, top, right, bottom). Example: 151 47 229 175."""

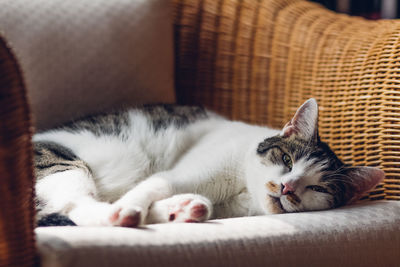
306 185 329 194
282 153 293 170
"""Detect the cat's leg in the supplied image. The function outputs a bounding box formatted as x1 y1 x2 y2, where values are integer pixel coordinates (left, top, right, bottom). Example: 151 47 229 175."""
109 174 172 227
146 193 212 224
36 169 115 226
109 173 214 227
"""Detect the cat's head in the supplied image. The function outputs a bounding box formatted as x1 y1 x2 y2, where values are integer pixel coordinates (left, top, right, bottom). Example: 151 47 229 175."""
246 98 384 214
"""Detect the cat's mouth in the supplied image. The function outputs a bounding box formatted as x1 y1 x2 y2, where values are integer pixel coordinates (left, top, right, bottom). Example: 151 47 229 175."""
273 194 302 213
270 196 286 213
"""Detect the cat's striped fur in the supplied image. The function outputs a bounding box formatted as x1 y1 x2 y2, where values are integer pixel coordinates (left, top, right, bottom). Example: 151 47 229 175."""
34 100 384 227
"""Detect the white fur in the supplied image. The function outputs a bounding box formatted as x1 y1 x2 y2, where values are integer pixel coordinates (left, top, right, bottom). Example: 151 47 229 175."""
279 159 331 212
34 108 334 226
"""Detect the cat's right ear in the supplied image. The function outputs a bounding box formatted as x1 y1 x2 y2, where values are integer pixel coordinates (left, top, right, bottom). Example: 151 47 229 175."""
344 166 385 204
280 98 319 141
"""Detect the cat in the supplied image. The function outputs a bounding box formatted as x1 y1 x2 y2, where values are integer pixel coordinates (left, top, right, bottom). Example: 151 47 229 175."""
34 98 384 227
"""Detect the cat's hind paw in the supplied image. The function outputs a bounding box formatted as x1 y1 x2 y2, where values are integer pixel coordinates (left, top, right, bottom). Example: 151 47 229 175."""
109 206 142 227
168 198 208 223
147 194 212 224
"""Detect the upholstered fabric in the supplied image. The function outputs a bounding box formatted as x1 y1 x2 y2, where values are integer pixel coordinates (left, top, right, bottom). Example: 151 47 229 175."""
1 1 399 266
36 201 400 267
0 0 175 130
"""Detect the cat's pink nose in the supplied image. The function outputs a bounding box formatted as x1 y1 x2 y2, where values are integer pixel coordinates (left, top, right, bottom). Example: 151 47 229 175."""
281 182 295 195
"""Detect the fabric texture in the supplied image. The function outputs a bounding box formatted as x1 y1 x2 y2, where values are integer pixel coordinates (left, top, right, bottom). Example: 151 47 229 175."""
0 1 399 266
0 0 175 130
36 201 400 267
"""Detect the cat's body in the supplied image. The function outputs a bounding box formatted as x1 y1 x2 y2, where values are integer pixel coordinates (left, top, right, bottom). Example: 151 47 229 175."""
34 99 384 227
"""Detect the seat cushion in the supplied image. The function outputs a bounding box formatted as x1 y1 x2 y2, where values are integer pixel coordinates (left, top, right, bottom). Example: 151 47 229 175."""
0 0 175 130
36 201 400 267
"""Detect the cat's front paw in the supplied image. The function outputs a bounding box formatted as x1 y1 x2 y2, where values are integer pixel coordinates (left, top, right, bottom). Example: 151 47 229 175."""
147 194 212 224
168 198 209 223
109 205 144 227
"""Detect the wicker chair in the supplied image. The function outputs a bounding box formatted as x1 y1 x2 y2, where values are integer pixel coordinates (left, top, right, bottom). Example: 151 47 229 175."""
1 0 399 266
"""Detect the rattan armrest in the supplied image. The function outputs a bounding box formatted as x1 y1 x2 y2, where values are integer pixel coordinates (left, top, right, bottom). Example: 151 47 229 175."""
0 36 36 267
0 0 399 266
173 0 400 200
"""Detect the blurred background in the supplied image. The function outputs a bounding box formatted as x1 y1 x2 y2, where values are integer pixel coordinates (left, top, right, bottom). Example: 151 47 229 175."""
310 0 400 19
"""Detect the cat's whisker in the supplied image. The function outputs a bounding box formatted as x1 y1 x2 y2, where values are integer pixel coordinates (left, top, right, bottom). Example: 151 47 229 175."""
34 99 383 227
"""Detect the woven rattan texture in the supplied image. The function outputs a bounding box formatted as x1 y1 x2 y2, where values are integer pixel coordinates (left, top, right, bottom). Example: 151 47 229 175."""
0 37 36 267
173 0 400 200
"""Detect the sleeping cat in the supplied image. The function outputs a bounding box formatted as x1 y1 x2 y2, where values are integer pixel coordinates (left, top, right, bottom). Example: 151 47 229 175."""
34 98 384 227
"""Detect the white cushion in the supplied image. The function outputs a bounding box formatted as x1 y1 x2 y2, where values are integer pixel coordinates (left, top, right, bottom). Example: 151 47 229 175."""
36 201 400 267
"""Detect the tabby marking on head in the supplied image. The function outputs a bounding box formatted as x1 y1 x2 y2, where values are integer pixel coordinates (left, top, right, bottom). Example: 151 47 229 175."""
33 98 384 227
247 99 383 214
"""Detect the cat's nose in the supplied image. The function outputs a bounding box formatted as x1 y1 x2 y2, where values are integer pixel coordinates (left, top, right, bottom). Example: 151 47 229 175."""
281 182 295 195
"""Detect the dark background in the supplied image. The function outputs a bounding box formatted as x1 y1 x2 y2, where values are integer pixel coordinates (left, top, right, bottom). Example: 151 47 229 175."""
310 0 400 19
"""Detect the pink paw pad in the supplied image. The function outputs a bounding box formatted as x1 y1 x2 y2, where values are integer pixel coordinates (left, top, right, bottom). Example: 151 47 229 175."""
168 213 176 221
110 208 122 222
190 204 207 219
110 208 141 228
168 199 209 223
120 213 140 227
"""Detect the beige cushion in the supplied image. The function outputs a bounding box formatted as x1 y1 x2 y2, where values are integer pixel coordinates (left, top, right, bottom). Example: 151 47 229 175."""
0 0 175 130
36 201 400 267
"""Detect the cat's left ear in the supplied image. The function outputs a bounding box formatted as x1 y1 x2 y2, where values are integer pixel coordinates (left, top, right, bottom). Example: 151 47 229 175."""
281 98 319 140
345 166 385 204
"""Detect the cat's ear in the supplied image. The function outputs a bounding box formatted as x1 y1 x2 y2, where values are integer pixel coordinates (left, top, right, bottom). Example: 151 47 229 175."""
345 166 385 204
280 98 319 140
